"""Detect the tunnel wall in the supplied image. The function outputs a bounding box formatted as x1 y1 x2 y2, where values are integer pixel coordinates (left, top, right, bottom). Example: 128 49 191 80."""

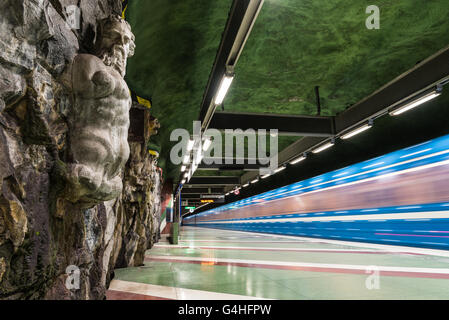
184 134 449 251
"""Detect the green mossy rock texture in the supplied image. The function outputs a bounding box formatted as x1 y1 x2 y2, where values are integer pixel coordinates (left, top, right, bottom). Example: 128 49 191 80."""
126 0 449 179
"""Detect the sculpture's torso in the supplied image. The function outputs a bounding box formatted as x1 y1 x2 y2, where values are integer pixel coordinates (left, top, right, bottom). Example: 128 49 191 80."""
67 54 131 204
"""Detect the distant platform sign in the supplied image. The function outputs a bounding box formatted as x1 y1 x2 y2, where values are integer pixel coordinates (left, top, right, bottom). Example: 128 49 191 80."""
200 194 225 203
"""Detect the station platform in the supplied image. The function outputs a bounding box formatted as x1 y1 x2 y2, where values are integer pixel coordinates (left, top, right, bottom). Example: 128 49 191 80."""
107 226 449 300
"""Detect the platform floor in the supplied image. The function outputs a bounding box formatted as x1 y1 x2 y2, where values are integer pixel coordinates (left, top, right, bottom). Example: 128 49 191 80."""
107 226 449 300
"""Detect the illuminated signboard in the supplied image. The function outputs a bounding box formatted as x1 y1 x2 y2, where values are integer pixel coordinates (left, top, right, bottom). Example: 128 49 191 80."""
200 194 225 204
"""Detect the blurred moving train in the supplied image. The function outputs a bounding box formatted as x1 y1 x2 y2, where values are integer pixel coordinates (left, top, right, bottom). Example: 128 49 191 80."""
183 133 449 250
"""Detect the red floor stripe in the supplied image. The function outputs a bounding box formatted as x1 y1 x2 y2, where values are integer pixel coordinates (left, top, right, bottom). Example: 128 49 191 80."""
145 257 449 280
106 289 172 300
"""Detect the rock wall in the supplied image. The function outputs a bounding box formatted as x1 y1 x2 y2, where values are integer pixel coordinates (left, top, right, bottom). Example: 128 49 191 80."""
0 0 162 299
114 142 162 268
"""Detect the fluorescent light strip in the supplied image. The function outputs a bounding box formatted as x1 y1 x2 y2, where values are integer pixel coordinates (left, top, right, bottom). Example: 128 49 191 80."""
195 152 204 163
261 173 271 179
214 75 234 105
186 140 194 151
180 165 186 172
274 167 286 173
290 156 306 165
202 138 212 151
340 123 372 140
182 154 190 164
243 183 250 187
181 179 186 184
251 179 259 183
312 141 334 154
390 90 441 116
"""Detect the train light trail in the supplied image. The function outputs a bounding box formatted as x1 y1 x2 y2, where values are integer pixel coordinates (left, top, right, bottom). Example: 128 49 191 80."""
389 86 442 116
341 123 372 140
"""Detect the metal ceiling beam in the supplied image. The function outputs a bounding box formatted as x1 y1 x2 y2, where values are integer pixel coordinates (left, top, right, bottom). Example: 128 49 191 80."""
209 111 335 136
178 0 264 191
181 187 224 194
239 46 449 187
240 137 326 183
197 164 263 171
198 157 270 171
185 176 241 186
335 46 449 134
198 0 264 130
179 194 203 200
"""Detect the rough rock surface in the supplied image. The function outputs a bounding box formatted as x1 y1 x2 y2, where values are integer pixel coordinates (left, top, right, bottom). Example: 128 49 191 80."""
115 142 162 268
0 0 162 299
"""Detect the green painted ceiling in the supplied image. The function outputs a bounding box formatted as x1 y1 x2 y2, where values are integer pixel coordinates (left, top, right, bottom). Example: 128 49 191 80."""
125 0 449 180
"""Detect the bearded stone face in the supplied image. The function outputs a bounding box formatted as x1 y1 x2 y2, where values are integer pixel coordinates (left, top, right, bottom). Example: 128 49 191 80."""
97 19 135 77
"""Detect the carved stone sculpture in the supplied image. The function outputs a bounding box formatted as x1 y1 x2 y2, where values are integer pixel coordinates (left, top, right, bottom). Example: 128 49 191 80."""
64 15 135 206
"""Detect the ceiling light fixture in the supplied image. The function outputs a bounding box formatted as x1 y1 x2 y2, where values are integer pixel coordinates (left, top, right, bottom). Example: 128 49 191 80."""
203 138 212 151
312 140 335 154
186 139 195 151
290 155 306 165
340 121 373 140
180 165 186 172
389 86 442 116
274 166 286 173
214 73 234 105
251 178 259 184
243 183 250 187
182 154 190 164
